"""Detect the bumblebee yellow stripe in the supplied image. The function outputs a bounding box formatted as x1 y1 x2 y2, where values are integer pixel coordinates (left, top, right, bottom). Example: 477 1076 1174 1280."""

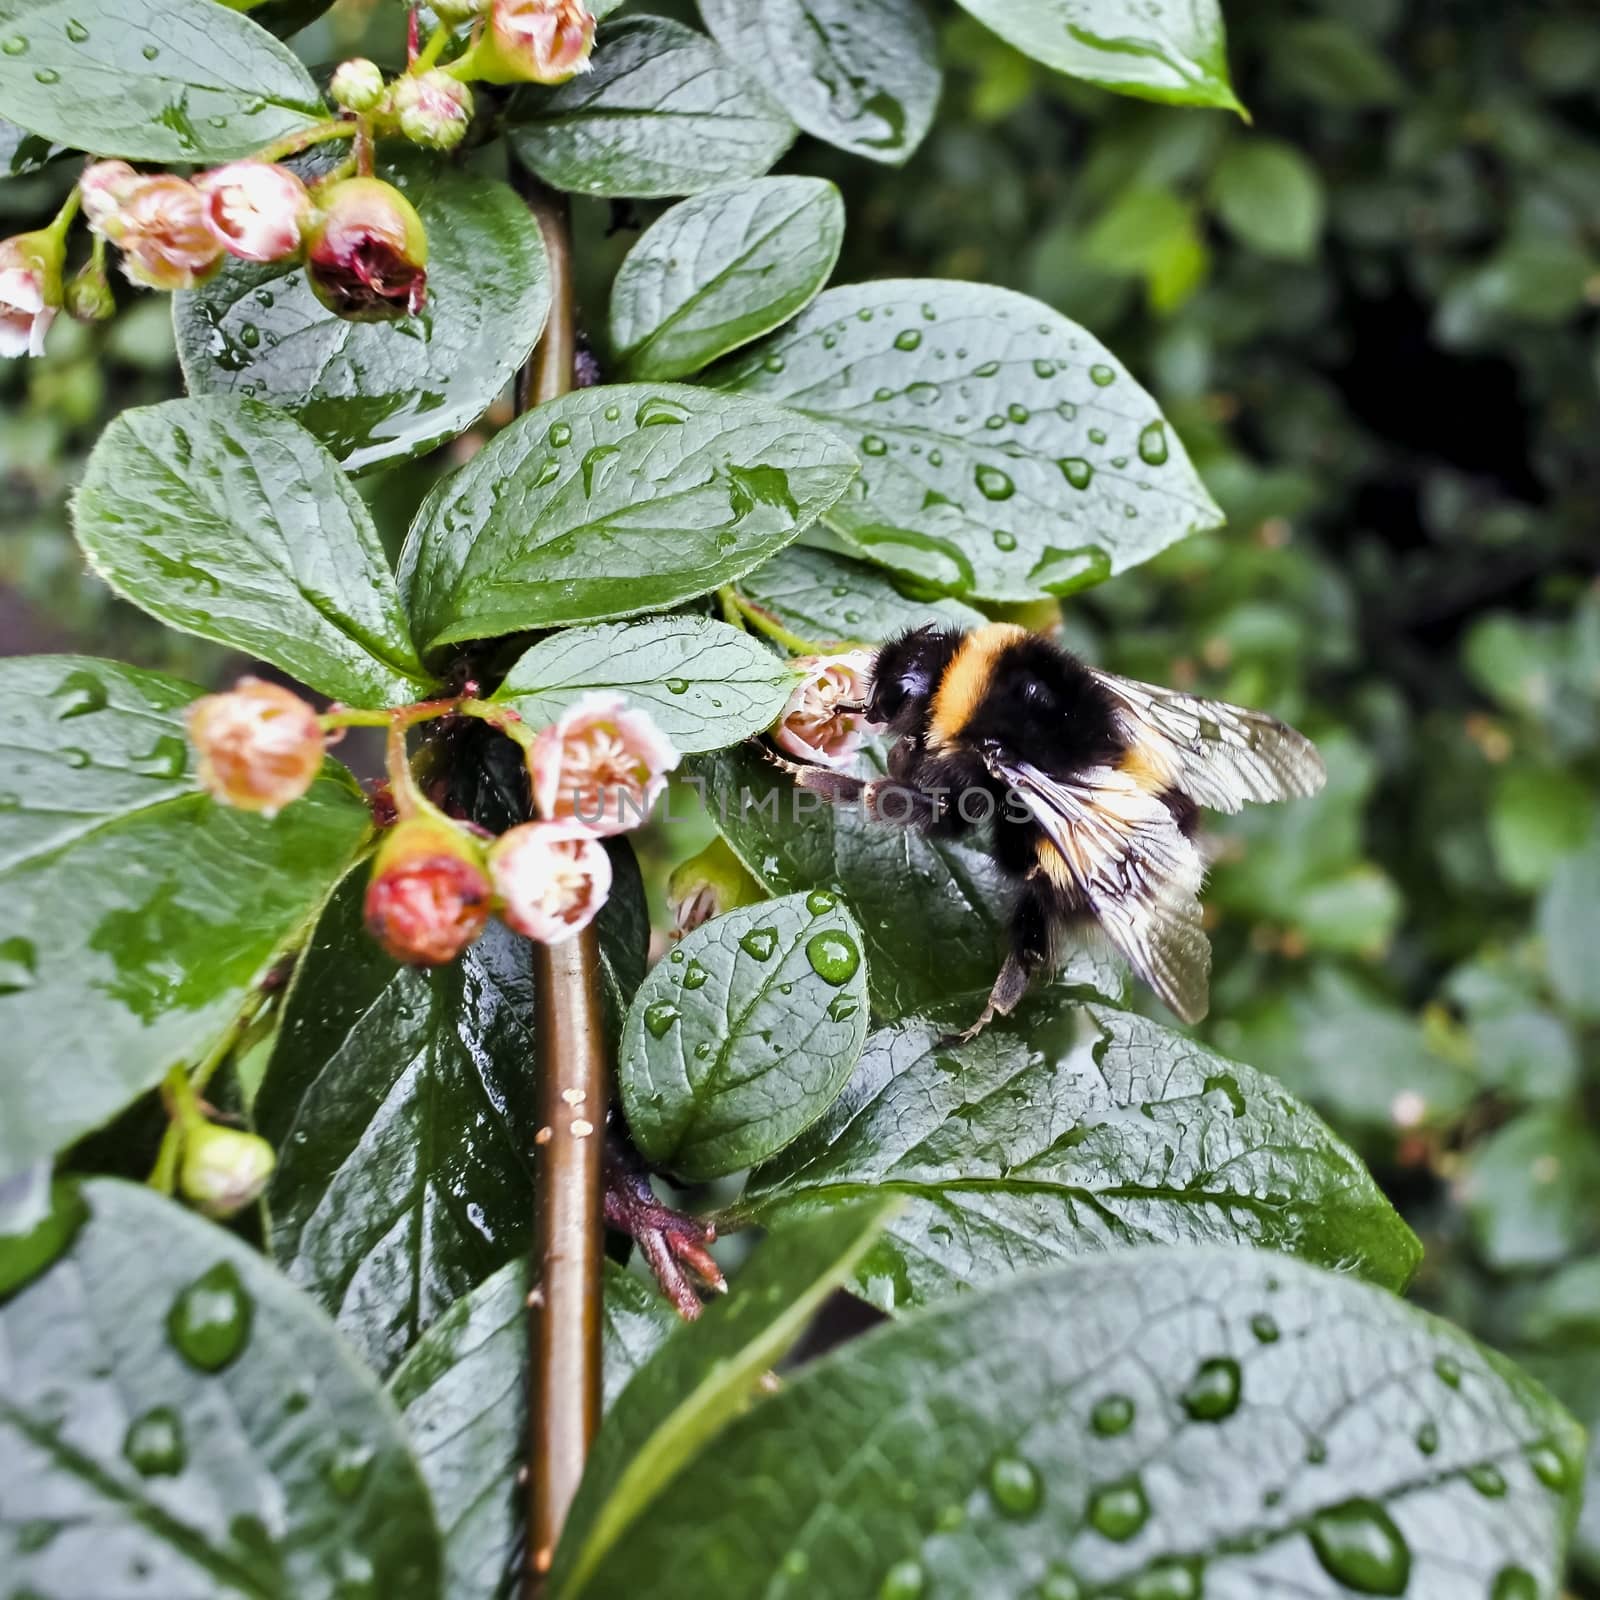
1118 737 1181 795
928 623 1027 746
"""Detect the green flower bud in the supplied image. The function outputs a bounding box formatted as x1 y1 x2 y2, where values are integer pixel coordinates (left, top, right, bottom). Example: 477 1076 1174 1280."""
330 56 386 113
431 0 490 22
667 837 765 937
64 254 116 322
179 1123 277 1219
390 71 474 151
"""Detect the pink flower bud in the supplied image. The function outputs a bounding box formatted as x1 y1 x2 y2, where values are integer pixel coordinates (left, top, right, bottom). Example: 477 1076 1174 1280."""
390 71 474 151
455 0 596 86
186 677 325 814
180 1123 276 1219
772 651 880 770
305 177 428 322
489 820 612 944
78 160 144 238
112 175 225 292
364 815 492 966
530 693 678 836
194 162 312 264
0 231 62 360
330 57 386 113
666 837 764 938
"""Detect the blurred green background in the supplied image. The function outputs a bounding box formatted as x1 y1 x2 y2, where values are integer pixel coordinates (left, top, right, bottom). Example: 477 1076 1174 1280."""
4 0 1597 1583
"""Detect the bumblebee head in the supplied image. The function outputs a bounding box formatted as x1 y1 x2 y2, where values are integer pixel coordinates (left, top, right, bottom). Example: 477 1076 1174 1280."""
865 624 964 733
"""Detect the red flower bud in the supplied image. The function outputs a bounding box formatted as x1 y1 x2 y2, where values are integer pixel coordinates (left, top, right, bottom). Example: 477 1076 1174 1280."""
194 162 312 264
364 815 492 966
186 677 325 814
305 177 428 323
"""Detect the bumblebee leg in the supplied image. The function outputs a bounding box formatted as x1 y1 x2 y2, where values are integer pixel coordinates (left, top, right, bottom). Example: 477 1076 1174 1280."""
953 878 1057 1042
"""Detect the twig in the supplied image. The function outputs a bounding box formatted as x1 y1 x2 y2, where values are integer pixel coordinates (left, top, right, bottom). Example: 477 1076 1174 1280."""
513 166 606 1595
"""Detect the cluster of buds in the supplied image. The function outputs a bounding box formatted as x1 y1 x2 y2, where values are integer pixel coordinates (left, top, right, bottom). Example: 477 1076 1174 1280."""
772 650 881 770
77 160 427 323
185 679 677 968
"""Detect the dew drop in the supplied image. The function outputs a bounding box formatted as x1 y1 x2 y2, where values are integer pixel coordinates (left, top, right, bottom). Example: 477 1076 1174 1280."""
984 414 1005 431
59 746 90 770
1307 1499 1410 1596
740 927 779 961
1528 1441 1571 1490
534 458 560 487
806 889 837 914
581 443 621 497
1415 1420 1438 1456
993 530 1017 552
166 1261 252 1372
1088 427 1107 445
973 360 1000 377
1434 1355 1462 1389
879 1559 925 1600
974 465 1014 502
1491 1567 1539 1600
326 1437 375 1499
603 403 621 421
1138 421 1169 465
547 421 572 448
906 381 941 407
805 930 859 986
0 936 37 994
239 323 260 349
64 18 88 41
1306 1436 1328 1464
1087 1476 1149 1541
682 961 709 991
894 329 922 351
1128 1560 1201 1600
986 1453 1041 1518
1 34 28 54
1033 359 1056 380
822 332 838 350
762 354 786 374
1008 403 1030 424
1250 1312 1279 1343
123 1406 185 1476
861 434 888 457
32 65 58 82
1058 457 1093 490
142 42 159 58
1181 1356 1241 1422
1468 1463 1507 1498
51 669 107 719
1089 364 1116 386
826 994 859 1022
643 1000 680 1038
694 1041 712 1060
1090 1393 1135 1436
1038 1571 1082 1600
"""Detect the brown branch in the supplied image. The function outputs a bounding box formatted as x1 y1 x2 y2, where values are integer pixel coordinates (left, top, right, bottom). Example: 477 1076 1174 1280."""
514 171 606 1593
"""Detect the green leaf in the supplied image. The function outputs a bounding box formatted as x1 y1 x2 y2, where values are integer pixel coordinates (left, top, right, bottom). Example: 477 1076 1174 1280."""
731 543 985 644
494 616 797 756
0 657 370 1178
1537 829 1600 1022
553 1201 895 1597
573 1246 1585 1600
390 1259 674 1600
1212 139 1327 261
1266 19 1406 108
696 0 939 164
0 1179 441 1598
508 17 796 199
610 177 845 381
696 741 1121 1025
618 890 869 1180
0 0 323 161
74 397 431 708
0 1164 85 1295
0 113 62 177
953 0 1241 112
1489 764 1595 891
176 164 550 474
715 280 1223 601
744 994 1421 1312
400 383 858 652
1461 1110 1600 1271
257 861 644 1373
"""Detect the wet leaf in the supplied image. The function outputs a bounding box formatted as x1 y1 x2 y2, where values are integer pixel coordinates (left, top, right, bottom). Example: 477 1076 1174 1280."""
954 0 1241 112
1212 138 1326 261
0 1179 440 1598
75 397 432 707
618 890 869 1180
508 16 796 199
697 0 939 164
495 616 797 755
611 177 845 381
744 995 1422 1311
0 1163 85 1295
554 1201 895 1597
176 163 549 474
695 741 1121 1025
400 383 857 652
0 0 323 162
731 543 984 644
716 280 1222 601
572 1247 1583 1600
389 1260 675 1600
0 657 370 1178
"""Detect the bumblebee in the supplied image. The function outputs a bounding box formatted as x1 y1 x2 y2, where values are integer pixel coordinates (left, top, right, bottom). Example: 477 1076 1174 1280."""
781 623 1326 1035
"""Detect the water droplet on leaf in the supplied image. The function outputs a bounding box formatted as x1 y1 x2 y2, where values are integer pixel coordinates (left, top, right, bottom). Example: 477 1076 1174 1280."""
805 930 859 985
740 927 779 961
1090 1393 1134 1436
1307 1499 1410 1596
643 1000 680 1038
974 465 1014 501
1138 421 1169 465
806 889 837 914
987 1453 1041 1517
166 1261 252 1372
1089 364 1116 386
894 329 921 351
1181 1356 1241 1422
1088 1476 1149 1541
123 1406 185 1475
879 1559 925 1600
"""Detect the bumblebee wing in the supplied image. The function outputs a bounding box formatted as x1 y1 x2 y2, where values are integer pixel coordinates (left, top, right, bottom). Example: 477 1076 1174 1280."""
1090 669 1326 815
991 753 1211 1023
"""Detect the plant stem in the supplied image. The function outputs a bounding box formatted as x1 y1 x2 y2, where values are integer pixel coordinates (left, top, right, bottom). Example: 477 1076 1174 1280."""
719 585 845 655
249 118 356 165
412 20 452 72
513 167 605 1593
